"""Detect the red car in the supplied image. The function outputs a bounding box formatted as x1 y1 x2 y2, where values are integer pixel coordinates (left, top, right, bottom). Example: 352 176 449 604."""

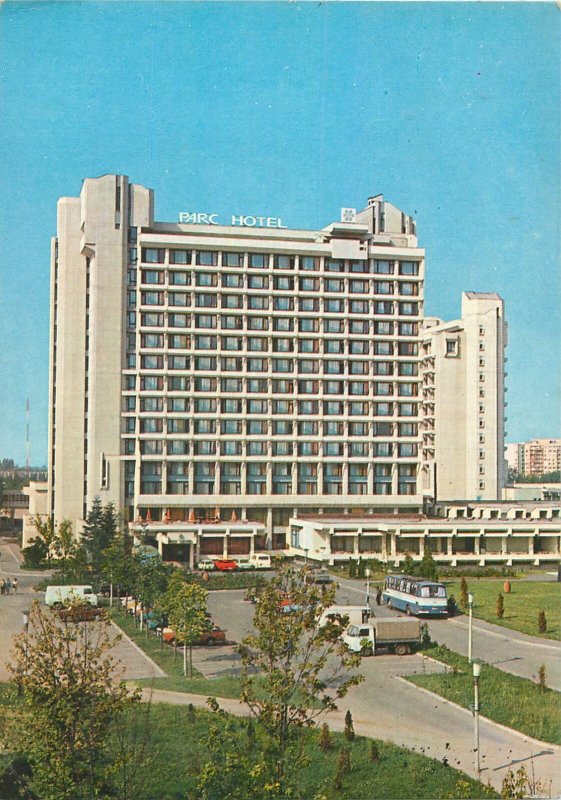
162 625 226 646
213 559 238 571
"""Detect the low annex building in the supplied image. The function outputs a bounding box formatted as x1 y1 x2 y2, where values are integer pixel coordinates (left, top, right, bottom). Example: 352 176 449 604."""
288 503 561 567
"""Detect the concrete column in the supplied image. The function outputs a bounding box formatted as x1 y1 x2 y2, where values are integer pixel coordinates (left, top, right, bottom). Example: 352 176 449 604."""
447 537 453 557
354 530 360 556
223 533 229 558
501 536 508 555
390 531 397 558
528 536 534 556
188 541 195 569
419 535 425 557
474 536 480 556
250 531 256 557
266 507 273 548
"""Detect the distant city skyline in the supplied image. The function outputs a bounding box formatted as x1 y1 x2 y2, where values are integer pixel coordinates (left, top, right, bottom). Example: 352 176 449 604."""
0 1 559 463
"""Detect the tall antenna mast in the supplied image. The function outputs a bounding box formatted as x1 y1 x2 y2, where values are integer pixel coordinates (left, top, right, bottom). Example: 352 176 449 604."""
26 398 30 474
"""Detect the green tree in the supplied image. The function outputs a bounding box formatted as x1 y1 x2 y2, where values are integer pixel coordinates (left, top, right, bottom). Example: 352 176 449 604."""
100 526 135 595
401 554 416 575
230 567 363 795
8 600 140 800
54 518 76 562
459 577 469 609
31 514 57 566
416 548 439 581
162 576 210 677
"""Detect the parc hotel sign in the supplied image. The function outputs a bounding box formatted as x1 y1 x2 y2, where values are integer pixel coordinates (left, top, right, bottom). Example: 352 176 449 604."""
178 211 287 229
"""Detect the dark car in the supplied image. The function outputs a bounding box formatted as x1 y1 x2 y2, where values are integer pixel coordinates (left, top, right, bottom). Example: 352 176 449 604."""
308 569 334 585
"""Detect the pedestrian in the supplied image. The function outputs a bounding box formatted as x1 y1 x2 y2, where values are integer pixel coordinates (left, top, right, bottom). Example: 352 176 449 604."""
0 578 5 595
376 587 382 606
4 577 11 594
13 577 18 594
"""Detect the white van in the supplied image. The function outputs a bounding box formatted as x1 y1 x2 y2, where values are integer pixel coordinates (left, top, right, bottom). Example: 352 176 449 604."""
319 605 372 628
249 553 271 569
45 585 98 608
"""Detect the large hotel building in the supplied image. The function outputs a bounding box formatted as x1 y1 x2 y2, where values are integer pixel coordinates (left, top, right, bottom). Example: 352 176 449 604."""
48 174 507 557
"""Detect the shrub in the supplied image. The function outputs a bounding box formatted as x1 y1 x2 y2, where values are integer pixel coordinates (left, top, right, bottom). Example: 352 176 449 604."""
537 665 547 692
538 610 547 633
459 578 469 609
369 741 380 762
348 560 357 579
496 592 504 619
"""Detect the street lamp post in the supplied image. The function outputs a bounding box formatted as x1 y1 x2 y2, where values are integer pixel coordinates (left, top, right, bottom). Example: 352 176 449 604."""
303 548 309 566
365 568 371 607
22 610 30 689
468 592 474 663
472 662 481 779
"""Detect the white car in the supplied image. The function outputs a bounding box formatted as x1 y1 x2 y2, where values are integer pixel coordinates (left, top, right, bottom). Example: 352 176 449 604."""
235 557 253 570
45 585 98 608
197 558 216 571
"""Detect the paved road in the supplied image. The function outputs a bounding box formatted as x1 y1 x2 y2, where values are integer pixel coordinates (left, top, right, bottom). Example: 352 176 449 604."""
334 575 561 691
0 543 162 681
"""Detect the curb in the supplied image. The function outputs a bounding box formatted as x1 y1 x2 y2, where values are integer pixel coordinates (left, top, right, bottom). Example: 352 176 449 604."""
110 620 167 678
395 675 561 751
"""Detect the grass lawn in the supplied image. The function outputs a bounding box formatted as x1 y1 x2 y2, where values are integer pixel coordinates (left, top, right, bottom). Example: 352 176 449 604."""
0 682 496 799
443 579 561 640
407 646 561 745
110 605 246 697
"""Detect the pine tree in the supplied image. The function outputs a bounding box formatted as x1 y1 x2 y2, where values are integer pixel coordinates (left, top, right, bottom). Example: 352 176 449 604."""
344 710 355 742
459 577 469 609
538 610 547 633
496 592 504 619
538 664 547 692
348 560 357 579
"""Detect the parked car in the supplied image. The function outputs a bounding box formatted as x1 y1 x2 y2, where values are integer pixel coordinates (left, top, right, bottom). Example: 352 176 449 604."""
57 604 103 622
213 559 238 571
197 558 216 571
161 625 227 646
249 554 271 569
234 557 253 570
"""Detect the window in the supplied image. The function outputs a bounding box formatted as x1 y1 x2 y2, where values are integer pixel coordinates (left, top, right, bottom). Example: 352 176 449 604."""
398 362 417 376
298 339 318 353
168 397 189 412
247 358 267 373
169 271 191 286
374 362 393 376
195 335 217 350
399 282 418 296
374 382 393 396
398 443 418 457
141 312 164 327
272 379 293 393
169 313 190 328
298 421 318 435
373 260 394 274
141 291 164 306
169 292 190 307
273 400 292 414
142 269 164 285
273 441 293 456
324 401 343 415
141 354 163 369
168 355 190 370
222 336 242 351
142 248 165 263
374 321 393 334
349 401 368 415
272 358 293 373
168 376 189 391
196 251 218 266
325 319 343 333
222 273 243 288
349 340 369 355
299 277 319 292
273 276 293 291
195 314 217 329
349 381 368 395
141 333 163 348
325 279 343 292
325 259 344 272
140 418 163 433
374 281 393 294
374 402 392 416
374 341 392 356
248 275 268 290
273 420 292 435
374 301 393 315
299 297 319 312
274 296 293 311
170 249 191 265
324 443 343 457
324 380 343 394
324 421 343 435
349 260 369 273
194 377 216 391
247 378 267 392
299 318 319 332
221 315 243 330
398 422 417 436
297 359 319 374
446 339 459 356
248 295 269 310
194 419 216 434
195 398 217 413
249 253 268 268
221 378 242 392
349 361 368 375
373 422 393 436
398 342 418 356
196 272 217 287
222 294 243 309
374 442 392 457
398 302 418 316
399 403 418 417
324 340 343 354
325 299 343 313
349 421 368 436
223 252 244 267
139 440 162 455
349 320 369 334
398 261 419 275
221 420 242 435
194 356 216 370
248 441 266 455
398 322 417 336
298 400 319 415
247 419 267 435
273 338 293 353
398 382 417 396
274 255 294 270
221 357 243 371
300 256 319 271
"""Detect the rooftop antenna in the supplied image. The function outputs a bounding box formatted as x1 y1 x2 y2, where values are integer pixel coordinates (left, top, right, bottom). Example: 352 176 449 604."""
26 398 30 474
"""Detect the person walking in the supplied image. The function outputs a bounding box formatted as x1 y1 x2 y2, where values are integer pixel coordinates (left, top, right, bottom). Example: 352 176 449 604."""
12 577 18 594
376 587 382 606
5 577 12 594
0 578 5 595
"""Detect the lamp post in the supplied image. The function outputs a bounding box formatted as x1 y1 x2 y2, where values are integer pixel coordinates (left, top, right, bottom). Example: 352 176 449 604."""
472 662 481 779
22 610 30 690
468 592 474 663
22 610 29 634
303 548 309 566
365 568 371 607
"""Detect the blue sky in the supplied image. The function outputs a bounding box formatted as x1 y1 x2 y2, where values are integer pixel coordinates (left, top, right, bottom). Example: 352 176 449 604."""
0 1 559 465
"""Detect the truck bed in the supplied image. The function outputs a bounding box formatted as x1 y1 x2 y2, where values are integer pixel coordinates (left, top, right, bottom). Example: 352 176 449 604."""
373 618 421 643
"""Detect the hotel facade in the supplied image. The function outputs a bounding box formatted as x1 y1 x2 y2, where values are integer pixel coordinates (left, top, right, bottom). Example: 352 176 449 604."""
47 174 507 561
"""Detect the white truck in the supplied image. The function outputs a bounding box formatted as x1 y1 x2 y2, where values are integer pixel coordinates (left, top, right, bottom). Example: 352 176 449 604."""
249 553 271 569
342 617 421 656
319 605 372 628
44 585 98 608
